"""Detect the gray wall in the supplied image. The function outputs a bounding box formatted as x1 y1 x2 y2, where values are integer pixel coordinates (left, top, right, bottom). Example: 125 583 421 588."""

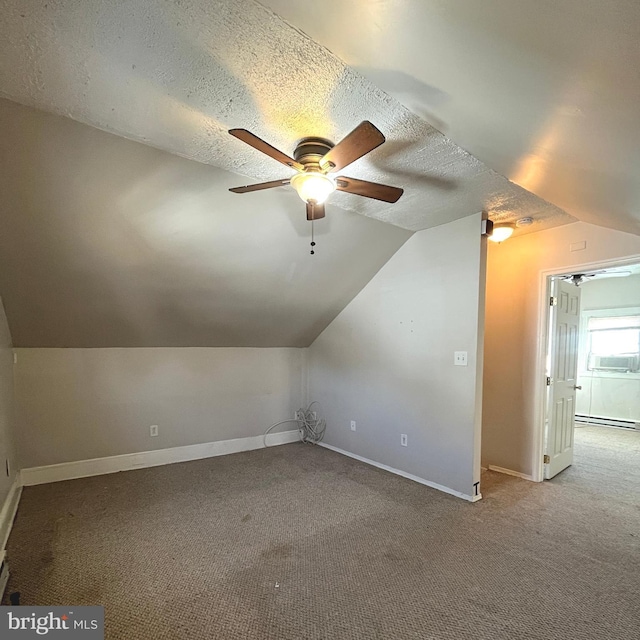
575 274 640 422
0 98 412 349
0 299 17 504
482 222 640 477
15 348 305 468
307 214 486 498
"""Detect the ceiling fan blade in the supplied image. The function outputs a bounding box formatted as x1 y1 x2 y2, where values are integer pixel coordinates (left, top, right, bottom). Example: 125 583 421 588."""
306 202 326 220
229 129 303 171
320 121 385 173
335 176 403 203
592 270 632 279
229 178 291 194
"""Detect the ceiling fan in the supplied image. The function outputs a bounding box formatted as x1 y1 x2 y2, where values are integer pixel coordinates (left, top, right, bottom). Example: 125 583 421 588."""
228 121 404 228
562 270 632 286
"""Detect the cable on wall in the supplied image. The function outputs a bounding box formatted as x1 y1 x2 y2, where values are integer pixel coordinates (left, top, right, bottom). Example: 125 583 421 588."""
297 402 327 444
263 402 327 447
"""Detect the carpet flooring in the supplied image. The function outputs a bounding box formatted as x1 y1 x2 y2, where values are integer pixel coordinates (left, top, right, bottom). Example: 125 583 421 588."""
4 425 640 639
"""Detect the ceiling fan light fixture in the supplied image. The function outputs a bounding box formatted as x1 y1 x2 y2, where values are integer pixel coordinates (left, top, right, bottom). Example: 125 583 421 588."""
290 171 336 205
488 223 515 243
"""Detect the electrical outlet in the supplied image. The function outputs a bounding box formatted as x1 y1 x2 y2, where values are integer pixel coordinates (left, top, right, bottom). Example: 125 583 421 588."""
400 433 408 447
454 351 468 366
150 425 159 437
350 420 356 431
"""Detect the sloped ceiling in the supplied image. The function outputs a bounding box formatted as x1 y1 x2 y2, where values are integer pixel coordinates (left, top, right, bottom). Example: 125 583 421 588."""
264 0 640 236
0 0 574 233
0 0 590 347
0 99 411 347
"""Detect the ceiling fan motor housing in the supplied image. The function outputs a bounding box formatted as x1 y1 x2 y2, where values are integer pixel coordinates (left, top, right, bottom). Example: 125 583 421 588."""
294 138 335 170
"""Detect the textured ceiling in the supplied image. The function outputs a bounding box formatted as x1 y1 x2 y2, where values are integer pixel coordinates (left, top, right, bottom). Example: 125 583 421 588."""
0 0 576 236
0 0 598 348
0 99 411 347
263 0 640 236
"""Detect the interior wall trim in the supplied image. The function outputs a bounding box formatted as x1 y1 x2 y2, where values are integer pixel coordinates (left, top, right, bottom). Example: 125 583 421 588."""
20 430 300 487
0 478 22 558
319 442 480 502
487 464 536 482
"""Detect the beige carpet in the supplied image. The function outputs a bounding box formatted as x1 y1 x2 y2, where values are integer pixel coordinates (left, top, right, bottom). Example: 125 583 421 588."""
4 426 640 639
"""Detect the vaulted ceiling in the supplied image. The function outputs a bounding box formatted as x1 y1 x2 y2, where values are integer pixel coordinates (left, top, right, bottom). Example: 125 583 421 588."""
0 0 637 346
264 0 640 235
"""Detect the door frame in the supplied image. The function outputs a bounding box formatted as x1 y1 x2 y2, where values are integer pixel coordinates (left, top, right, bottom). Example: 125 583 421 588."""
532 254 640 482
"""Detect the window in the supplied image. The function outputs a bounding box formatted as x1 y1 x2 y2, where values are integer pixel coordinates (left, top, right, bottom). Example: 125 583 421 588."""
586 315 640 372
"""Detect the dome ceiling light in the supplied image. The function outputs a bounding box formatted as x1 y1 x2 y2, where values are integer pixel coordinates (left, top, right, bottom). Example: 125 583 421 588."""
488 223 515 243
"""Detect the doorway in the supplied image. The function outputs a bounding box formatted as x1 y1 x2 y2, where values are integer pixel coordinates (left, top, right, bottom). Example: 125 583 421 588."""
540 261 640 479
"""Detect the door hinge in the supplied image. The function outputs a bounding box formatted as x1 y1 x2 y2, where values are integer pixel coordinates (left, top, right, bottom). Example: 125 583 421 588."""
549 296 557 306
543 454 550 464
546 376 552 386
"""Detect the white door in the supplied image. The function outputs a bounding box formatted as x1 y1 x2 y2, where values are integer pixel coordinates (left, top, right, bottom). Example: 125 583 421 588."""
545 277 581 479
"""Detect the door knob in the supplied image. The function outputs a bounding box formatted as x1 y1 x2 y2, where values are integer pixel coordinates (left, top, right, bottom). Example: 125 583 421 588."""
573 385 582 390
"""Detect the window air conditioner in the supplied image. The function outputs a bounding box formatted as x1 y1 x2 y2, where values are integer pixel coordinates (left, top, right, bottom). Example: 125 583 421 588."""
588 354 639 372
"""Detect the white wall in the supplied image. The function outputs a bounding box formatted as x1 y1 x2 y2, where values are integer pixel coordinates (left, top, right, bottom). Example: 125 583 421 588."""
308 214 486 500
15 348 305 469
0 298 17 504
575 274 640 422
483 222 640 477
579 274 640 310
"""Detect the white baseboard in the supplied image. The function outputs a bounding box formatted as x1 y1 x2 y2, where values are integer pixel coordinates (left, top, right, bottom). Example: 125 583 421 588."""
0 478 22 554
319 442 480 502
488 464 535 481
20 430 300 487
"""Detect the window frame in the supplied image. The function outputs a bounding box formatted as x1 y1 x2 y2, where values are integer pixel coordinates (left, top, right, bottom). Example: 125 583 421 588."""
578 306 640 378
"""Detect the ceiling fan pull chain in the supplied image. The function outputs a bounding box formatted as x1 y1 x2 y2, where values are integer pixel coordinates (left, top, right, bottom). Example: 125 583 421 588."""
310 218 316 255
